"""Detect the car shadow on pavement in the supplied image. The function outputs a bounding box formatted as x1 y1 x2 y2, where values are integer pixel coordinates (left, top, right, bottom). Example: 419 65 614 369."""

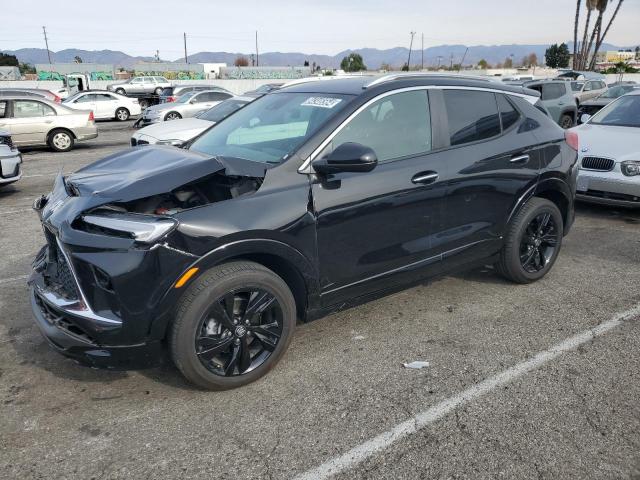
575 202 640 223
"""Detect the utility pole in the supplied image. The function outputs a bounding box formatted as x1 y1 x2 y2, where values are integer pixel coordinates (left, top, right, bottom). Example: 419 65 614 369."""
449 53 453 69
183 33 188 63
255 31 259 67
42 26 52 64
437 56 443 69
458 47 469 71
407 31 416 69
421 33 424 70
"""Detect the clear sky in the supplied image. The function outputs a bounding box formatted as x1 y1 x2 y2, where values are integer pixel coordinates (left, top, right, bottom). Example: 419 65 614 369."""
2 0 638 58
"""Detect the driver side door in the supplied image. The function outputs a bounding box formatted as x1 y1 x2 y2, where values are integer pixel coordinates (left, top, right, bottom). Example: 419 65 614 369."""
311 89 449 307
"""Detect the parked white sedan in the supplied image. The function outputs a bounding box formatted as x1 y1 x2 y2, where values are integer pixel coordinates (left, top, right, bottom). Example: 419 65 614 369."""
63 91 141 121
572 90 640 208
131 96 252 146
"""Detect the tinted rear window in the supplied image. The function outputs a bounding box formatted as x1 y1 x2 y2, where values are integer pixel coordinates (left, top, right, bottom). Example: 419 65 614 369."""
542 83 566 100
160 87 174 96
443 90 501 146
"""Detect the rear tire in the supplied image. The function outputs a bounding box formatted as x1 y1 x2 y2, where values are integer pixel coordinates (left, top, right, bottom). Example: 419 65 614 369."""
560 114 574 129
154 87 163 95
48 129 74 152
170 261 296 390
115 107 130 121
496 198 563 284
115 88 126 95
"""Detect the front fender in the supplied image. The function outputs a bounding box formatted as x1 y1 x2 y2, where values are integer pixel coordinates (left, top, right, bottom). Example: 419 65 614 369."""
148 238 320 340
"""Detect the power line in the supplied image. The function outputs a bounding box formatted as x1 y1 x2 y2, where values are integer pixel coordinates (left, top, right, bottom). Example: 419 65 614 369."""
42 26 52 64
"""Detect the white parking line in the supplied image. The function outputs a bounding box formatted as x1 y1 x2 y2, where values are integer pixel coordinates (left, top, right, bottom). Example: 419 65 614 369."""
294 304 640 480
0 274 29 285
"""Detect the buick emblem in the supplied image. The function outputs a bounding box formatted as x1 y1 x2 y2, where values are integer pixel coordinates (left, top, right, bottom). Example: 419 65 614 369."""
235 326 247 337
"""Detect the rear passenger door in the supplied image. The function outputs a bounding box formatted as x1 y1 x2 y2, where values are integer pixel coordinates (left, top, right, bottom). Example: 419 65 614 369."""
433 89 542 268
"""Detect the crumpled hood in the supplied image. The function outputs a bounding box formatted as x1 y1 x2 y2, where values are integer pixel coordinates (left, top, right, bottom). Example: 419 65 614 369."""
136 117 213 141
574 124 640 161
66 145 268 202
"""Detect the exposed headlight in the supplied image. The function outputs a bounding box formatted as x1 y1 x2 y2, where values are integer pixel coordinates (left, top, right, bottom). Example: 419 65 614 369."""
82 212 177 243
156 139 185 147
621 161 640 177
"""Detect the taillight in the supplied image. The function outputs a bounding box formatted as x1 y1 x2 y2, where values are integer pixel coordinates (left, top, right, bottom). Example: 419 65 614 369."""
88 111 95 122
167 96 176 102
564 130 578 151
53 95 61 103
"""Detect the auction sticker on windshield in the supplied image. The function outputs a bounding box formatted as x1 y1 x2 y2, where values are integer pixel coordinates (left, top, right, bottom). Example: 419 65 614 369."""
301 97 343 109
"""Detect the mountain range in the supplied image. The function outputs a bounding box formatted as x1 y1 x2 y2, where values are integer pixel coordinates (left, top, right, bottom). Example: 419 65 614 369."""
2 43 630 70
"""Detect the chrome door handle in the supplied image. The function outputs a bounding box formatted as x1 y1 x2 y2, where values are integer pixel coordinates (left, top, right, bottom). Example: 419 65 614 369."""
510 155 530 164
412 172 439 185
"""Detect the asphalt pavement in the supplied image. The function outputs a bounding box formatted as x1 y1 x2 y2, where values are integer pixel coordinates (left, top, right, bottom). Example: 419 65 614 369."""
1 120 639 479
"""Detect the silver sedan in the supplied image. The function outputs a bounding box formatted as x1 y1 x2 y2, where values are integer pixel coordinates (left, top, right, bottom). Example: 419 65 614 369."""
0 96 97 152
140 90 234 125
573 91 640 208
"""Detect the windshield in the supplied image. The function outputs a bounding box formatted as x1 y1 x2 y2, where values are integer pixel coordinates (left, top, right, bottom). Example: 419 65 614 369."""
189 92 351 164
176 92 197 104
571 82 584 92
62 92 83 103
590 95 640 128
196 99 249 122
600 86 633 99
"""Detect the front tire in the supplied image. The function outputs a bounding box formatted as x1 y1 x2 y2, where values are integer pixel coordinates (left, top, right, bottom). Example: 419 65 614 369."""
154 87 163 95
165 111 182 121
115 107 130 121
48 129 74 152
170 261 296 390
496 198 563 284
115 88 126 95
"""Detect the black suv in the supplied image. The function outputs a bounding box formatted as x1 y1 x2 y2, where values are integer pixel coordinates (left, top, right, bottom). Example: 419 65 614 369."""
29 75 578 389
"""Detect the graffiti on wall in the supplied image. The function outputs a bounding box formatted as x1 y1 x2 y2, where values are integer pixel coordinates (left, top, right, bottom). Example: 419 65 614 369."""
135 70 205 80
221 67 311 80
37 71 114 81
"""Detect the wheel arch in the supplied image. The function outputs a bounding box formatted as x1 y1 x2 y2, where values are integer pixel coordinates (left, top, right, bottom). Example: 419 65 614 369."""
47 126 76 140
149 238 320 341
534 178 572 233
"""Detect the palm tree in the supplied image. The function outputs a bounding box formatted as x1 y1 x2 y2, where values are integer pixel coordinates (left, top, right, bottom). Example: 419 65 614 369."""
578 0 598 69
573 0 582 65
589 0 625 70
583 0 609 69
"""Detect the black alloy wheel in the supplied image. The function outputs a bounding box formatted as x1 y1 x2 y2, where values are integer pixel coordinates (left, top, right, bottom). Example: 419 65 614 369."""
170 261 296 390
519 212 559 273
496 197 563 284
195 288 283 376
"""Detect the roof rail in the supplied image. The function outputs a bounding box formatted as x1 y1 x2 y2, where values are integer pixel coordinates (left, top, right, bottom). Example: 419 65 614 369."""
282 73 373 89
363 72 495 89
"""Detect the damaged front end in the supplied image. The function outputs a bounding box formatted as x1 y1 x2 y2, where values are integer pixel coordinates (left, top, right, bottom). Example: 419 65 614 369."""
28 146 268 369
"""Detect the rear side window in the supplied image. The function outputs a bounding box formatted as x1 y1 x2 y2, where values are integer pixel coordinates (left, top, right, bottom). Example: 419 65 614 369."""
331 89 431 162
0 100 6 118
161 87 174 96
496 94 520 130
542 83 566 100
443 90 500 146
13 100 55 118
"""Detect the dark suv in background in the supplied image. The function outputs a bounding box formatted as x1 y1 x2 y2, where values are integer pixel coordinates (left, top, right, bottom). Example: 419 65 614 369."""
29 74 578 390
524 80 578 129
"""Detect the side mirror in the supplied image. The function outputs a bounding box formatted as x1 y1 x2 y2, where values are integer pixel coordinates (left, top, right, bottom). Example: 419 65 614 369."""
580 113 591 124
313 142 378 174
